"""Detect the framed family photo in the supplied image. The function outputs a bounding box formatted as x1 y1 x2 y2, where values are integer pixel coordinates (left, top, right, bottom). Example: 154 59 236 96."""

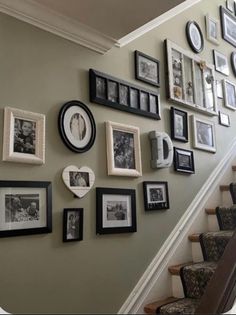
186 21 204 53
135 50 160 87
223 79 236 110
58 100 96 153
143 181 169 211
174 147 195 174
192 116 216 153
2 107 45 164
219 111 230 127
220 6 236 48
231 52 236 76
170 107 188 142
205 14 220 45
63 208 83 242
106 121 142 177
0 181 52 237
96 187 136 234
213 50 229 76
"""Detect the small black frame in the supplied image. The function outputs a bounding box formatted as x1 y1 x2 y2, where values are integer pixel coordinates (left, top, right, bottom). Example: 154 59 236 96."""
96 187 137 234
135 50 160 87
0 180 52 237
89 69 160 120
143 181 169 211
186 21 204 53
170 107 188 142
220 6 236 48
63 208 83 242
174 147 195 174
58 100 96 153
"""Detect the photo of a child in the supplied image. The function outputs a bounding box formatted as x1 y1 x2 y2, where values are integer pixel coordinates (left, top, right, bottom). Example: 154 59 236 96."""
14 118 36 155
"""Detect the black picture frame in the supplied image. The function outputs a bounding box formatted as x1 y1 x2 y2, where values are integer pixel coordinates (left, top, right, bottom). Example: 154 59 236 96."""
89 69 160 120
96 187 137 234
213 50 229 76
58 100 96 153
220 6 236 48
231 52 236 76
63 208 83 242
170 107 188 142
0 181 52 238
186 21 204 53
143 181 169 211
135 50 160 87
174 147 195 174
219 111 230 127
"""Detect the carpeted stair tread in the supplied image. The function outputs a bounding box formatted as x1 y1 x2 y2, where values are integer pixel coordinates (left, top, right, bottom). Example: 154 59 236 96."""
158 298 200 314
216 205 236 230
200 230 233 261
168 262 192 275
180 261 217 299
144 297 180 314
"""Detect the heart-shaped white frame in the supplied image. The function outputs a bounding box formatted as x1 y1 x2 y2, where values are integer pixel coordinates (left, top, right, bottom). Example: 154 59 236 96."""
62 165 95 198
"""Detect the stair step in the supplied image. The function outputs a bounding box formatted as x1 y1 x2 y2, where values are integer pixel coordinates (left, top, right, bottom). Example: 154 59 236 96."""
144 297 179 314
188 233 200 242
168 262 192 275
220 185 229 192
232 165 236 171
157 298 200 314
205 208 216 215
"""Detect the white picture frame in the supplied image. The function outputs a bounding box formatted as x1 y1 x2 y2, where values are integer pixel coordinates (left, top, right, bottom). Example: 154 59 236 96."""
213 50 229 76
219 111 230 127
106 121 142 177
223 79 236 110
2 107 45 164
205 14 220 45
192 115 216 153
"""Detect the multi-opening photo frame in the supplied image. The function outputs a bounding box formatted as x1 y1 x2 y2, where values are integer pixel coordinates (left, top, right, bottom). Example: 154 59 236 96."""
170 107 188 142
143 181 169 211
63 208 83 242
174 147 195 174
192 116 216 153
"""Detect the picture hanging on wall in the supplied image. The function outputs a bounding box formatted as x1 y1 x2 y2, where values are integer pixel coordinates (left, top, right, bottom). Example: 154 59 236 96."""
173 147 195 174
2 107 45 164
170 107 188 142
223 79 236 110
213 50 229 76
96 187 137 234
219 111 230 127
205 14 220 45
216 80 223 99
231 52 236 77
63 208 83 242
226 0 235 13
186 21 204 53
143 181 169 211
220 6 236 48
0 180 52 237
192 115 216 153
58 100 96 153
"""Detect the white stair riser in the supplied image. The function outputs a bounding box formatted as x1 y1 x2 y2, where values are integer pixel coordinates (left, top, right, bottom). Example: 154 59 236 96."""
171 275 184 298
191 242 204 263
221 190 232 207
207 215 219 232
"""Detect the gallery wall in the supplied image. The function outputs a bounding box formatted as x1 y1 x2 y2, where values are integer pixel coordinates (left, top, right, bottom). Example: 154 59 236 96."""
0 0 235 313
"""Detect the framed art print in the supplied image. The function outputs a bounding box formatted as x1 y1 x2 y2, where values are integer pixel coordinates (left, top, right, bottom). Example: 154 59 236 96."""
96 187 136 234
135 50 160 87
223 79 236 110
0 181 52 237
220 6 236 48
58 100 96 153
106 121 142 177
63 208 83 242
226 0 235 13
174 147 195 174
186 21 204 53
2 107 45 164
205 14 220 45
231 52 236 76
216 80 223 99
192 115 216 153
170 107 188 142
143 181 169 211
219 111 230 127
213 50 229 76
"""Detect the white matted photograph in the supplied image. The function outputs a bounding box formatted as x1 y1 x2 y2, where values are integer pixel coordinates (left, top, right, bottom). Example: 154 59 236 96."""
192 115 216 153
106 121 142 177
213 50 229 76
205 14 220 45
223 79 236 110
2 107 45 164
219 111 230 127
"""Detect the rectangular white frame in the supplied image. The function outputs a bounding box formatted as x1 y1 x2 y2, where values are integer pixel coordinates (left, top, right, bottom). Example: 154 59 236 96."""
205 14 220 45
223 79 236 110
106 121 142 177
2 107 45 164
192 115 216 153
213 50 229 76
219 111 230 127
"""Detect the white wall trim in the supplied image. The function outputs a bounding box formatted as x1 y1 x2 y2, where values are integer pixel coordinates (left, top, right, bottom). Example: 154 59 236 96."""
118 137 236 314
116 0 202 48
0 0 117 54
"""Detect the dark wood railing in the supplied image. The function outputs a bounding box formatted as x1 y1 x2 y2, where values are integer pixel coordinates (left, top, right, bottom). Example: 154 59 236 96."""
196 229 236 314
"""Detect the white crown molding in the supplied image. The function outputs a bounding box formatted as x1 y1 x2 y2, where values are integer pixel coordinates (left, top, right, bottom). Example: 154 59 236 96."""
0 0 117 54
116 0 202 47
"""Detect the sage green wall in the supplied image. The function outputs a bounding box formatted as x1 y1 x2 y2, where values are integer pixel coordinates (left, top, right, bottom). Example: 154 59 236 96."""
0 0 234 313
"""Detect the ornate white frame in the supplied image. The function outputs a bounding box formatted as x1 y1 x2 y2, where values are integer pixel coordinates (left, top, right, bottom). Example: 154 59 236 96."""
205 14 220 45
192 115 216 153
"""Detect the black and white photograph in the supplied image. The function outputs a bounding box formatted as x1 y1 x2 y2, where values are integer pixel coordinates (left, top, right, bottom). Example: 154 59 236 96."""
108 81 118 103
119 85 129 106
96 77 106 99
219 111 230 127
205 14 220 45
63 208 83 242
220 6 236 48
140 91 149 111
130 88 139 108
96 187 136 234
192 115 216 153
135 51 160 87
186 21 204 53
143 181 169 211
58 100 96 153
106 121 142 177
0 181 52 237
69 171 90 187
213 50 229 76
216 80 223 98
223 79 236 110
226 0 235 13
170 107 188 142
174 147 195 174
3 107 45 164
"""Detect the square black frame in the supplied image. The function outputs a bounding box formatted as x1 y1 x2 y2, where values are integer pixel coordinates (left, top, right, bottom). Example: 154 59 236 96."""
96 187 136 234
135 50 160 87
0 180 52 237
174 147 195 174
63 208 83 242
143 181 169 211
170 107 188 142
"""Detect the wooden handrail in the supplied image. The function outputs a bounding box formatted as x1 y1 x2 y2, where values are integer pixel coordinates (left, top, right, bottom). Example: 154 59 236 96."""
195 229 236 314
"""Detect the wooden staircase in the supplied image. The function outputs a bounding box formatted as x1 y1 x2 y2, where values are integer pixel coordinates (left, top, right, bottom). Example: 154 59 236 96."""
144 166 236 314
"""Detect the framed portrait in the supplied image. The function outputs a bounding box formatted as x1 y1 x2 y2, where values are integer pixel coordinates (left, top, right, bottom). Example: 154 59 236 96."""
0 181 52 237
213 50 229 76
2 107 45 164
135 50 160 87
96 187 136 234
219 111 230 127
174 147 195 174
63 208 83 242
223 79 236 110
170 107 188 142
220 6 236 48
231 52 236 77
205 14 220 45
58 100 96 153
143 181 169 211
106 121 142 177
192 115 216 153
226 0 235 13
186 21 204 53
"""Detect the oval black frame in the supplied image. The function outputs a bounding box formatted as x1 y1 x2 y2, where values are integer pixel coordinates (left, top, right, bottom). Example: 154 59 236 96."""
231 52 236 77
58 100 96 153
186 21 204 53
